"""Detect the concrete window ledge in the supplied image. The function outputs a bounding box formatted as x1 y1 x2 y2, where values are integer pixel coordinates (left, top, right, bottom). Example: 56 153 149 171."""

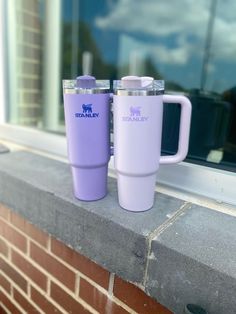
0 151 236 314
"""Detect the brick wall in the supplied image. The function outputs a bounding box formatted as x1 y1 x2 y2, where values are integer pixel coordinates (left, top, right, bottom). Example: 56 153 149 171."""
15 0 43 126
0 204 172 314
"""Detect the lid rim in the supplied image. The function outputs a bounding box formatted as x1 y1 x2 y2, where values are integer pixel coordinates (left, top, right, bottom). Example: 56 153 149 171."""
62 79 110 91
114 90 164 96
63 88 110 94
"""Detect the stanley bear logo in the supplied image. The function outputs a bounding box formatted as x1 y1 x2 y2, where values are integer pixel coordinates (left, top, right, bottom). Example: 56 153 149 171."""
130 106 141 116
75 104 99 118
82 104 92 113
122 106 148 122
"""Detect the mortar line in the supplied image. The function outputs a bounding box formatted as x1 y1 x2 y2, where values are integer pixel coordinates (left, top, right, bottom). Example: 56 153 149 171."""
75 273 80 297
0 302 11 314
0 216 48 251
0 284 28 314
143 202 191 287
32 280 69 314
1 267 95 314
3 239 109 297
111 296 138 314
108 273 115 296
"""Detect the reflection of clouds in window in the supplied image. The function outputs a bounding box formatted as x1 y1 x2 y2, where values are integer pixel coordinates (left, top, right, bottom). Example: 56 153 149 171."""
212 17 236 60
207 63 216 74
95 0 209 37
95 0 236 62
118 34 192 69
152 42 192 65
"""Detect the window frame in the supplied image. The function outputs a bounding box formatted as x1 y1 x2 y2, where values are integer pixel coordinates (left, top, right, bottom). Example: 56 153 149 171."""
0 0 235 208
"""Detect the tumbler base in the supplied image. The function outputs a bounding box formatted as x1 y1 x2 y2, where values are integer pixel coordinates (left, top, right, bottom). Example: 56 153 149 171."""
117 173 156 212
71 165 108 201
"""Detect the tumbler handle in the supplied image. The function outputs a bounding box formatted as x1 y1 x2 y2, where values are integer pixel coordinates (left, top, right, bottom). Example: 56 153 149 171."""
160 95 192 164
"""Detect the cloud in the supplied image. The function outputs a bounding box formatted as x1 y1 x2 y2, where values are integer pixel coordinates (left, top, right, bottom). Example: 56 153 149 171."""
95 0 236 63
95 0 209 38
117 33 193 67
152 44 191 65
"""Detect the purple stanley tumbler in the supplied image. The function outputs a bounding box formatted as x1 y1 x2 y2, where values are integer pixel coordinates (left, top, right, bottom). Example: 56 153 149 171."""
63 75 110 201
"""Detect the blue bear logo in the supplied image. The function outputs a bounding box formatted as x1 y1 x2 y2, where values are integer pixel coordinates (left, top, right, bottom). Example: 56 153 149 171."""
82 104 92 113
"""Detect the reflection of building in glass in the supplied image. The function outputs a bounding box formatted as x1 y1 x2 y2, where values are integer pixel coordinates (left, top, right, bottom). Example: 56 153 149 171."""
13 0 43 126
6 0 43 126
6 0 61 130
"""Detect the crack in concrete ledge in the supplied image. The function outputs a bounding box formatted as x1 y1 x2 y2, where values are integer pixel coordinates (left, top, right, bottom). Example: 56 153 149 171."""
143 202 191 287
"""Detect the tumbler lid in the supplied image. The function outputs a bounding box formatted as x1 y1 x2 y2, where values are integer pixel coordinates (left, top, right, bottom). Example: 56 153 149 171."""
141 76 154 87
63 76 110 94
113 76 164 96
121 76 142 88
121 76 154 88
76 75 96 88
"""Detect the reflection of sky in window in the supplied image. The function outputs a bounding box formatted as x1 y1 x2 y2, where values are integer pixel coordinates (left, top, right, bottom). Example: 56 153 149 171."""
63 0 236 93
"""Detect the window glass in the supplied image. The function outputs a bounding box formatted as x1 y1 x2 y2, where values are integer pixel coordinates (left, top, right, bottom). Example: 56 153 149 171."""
3 0 236 171
6 0 44 127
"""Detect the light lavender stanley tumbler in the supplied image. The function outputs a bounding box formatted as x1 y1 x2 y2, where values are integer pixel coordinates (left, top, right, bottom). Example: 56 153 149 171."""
113 76 192 212
63 75 110 201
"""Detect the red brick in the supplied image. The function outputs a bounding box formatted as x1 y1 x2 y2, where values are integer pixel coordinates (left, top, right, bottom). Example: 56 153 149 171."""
0 273 11 294
50 281 90 314
0 205 9 221
0 256 27 293
26 222 49 248
31 286 63 314
0 290 22 314
0 237 8 257
80 278 128 314
10 211 48 248
9 211 25 230
0 219 27 253
30 241 76 291
13 288 40 313
0 305 8 314
12 249 47 291
113 276 173 314
51 237 110 289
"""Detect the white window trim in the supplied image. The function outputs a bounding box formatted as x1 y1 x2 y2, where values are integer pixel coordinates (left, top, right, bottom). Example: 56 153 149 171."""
0 123 67 156
0 0 235 208
43 0 62 130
